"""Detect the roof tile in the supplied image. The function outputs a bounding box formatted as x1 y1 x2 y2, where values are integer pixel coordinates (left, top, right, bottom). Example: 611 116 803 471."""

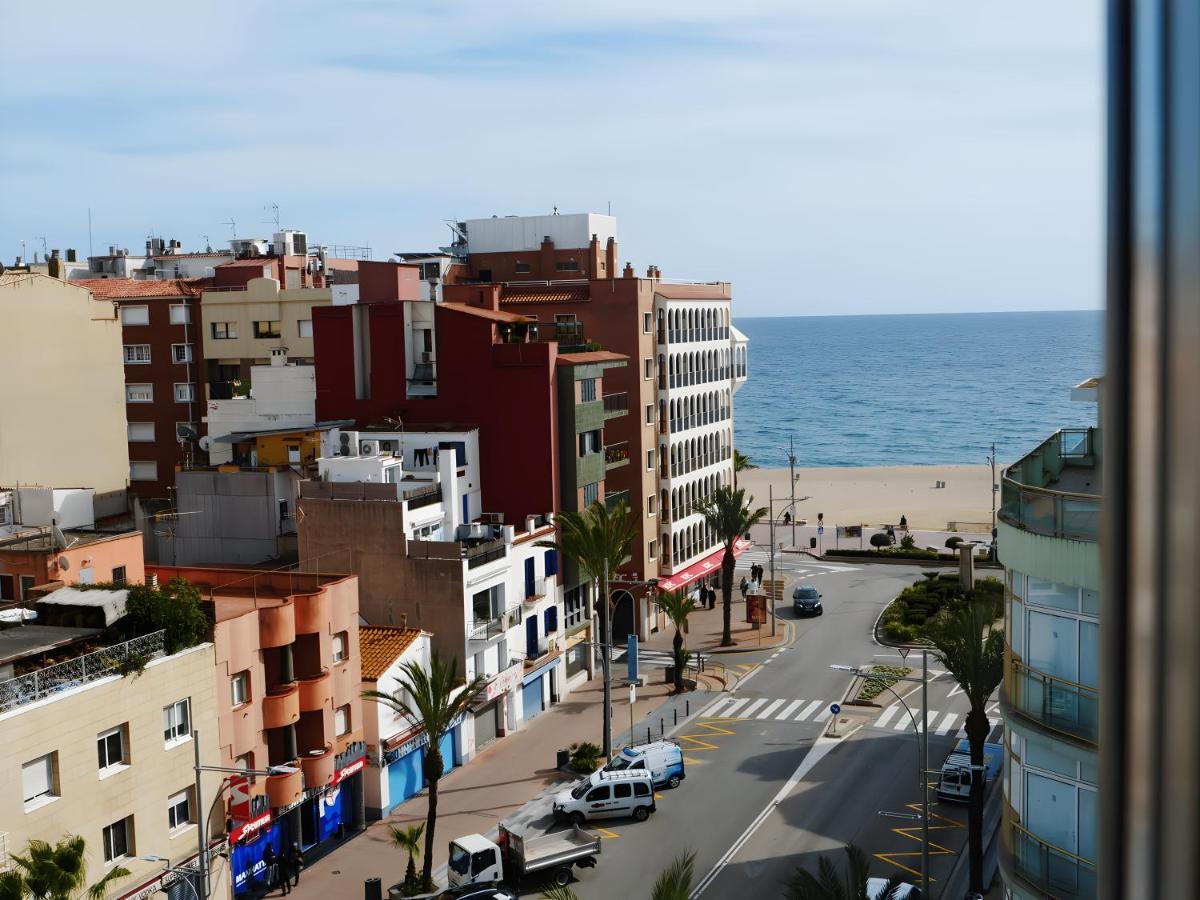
359 626 424 680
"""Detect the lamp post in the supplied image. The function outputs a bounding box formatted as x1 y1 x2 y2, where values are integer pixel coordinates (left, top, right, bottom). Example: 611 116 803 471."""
601 570 659 758
765 486 804 638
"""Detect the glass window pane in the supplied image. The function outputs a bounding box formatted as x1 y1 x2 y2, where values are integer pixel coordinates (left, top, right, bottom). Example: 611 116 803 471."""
1027 578 1080 612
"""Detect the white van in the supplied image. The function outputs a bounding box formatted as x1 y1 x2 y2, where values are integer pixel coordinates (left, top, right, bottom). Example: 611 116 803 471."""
552 770 656 825
603 741 686 789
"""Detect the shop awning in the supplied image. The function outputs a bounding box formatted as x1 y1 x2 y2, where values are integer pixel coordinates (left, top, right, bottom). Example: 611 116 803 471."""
656 539 752 592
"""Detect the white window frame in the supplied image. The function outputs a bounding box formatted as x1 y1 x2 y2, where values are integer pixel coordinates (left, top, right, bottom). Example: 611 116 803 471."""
230 671 250 707
123 344 152 364
334 704 350 736
332 631 347 663
97 725 127 774
102 817 131 864
120 305 149 326
167 788 193 831
169 304 190 325
643 358 653 380
645 404 654 426
126 383 153 403
130 461 157 482
298 319 313 338
647 495 656 516
127 422 155 442
163 698 191 746
174 383 195 402
171 343 193 363
211 322 236 340
646 449 655 471
648 539 657 560
22 753 57 809
643 312 652 334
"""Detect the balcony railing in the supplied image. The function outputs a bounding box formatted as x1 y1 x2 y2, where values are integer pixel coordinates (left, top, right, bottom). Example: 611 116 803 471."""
468 616 506 643
0 630 166 713
668 446 732 478
1007 820 1096 899
605 490 630 511
602 392 628 418
466 541 507 569
1007 655 1099 745
999 428 1101 541
403 483 442 510
604 442 631 469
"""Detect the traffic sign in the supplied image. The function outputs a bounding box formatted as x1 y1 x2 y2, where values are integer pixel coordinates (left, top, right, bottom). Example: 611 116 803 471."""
817 526 824 536
830 703 841 716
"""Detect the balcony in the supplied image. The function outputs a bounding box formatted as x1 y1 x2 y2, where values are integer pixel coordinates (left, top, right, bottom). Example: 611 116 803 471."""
468 616 507 644
1004 819 1096 899
293 592 330 635
602 392 628 419
465 539 507 569
297 670 333 712
262 684 300 730
1007 654 1098 746
265 768 304 809
604 442 631 470
258 605 295 649
300 745 336 787
604 490 630 512
999 428 1101 542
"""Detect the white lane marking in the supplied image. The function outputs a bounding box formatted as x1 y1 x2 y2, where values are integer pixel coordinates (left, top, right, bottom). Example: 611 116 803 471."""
762 659 773 666
874 704 900 729
814 706 833 723
738 699 768 718
704 697 736 717
776 700 804 720
947 683 965 698
935 712 959 735
757 699 786 720
895 708 920 731
795 700 823 721
919 710 939 733
721 698 751 717
736 666 763 690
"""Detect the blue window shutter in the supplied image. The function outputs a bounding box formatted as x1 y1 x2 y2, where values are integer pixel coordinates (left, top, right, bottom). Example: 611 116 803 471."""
545 606 558 633
544 548 558 575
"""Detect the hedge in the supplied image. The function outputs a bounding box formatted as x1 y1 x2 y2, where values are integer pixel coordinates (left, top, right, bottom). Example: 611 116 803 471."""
879 574 1003 644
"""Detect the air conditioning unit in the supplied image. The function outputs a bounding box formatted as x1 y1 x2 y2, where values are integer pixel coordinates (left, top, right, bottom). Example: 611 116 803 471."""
359 440 379 456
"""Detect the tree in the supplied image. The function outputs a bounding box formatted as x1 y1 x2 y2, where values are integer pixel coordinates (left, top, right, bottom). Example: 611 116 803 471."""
364 654 486 891
537 499 637 758
870 532 892 549
783 844 907 900
387 822 424 896
0 835 130 900
732 449 756 488
653 588 699 692
697 486 767 646
122 577 210 654
925 599 1004 895
651 850 696 900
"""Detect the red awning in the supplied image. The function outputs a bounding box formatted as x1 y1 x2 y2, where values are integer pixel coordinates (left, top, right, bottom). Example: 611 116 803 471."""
656 539 752 592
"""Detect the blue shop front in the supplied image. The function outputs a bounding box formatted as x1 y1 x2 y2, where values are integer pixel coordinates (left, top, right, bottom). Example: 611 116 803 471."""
368 713 465 820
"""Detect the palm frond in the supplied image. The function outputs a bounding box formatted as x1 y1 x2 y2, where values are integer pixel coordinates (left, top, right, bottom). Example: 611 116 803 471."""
696 486 767 548
650 850 696 900
538 886 580 900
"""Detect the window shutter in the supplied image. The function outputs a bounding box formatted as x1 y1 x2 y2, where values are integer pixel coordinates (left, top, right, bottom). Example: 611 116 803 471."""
22 755 51 801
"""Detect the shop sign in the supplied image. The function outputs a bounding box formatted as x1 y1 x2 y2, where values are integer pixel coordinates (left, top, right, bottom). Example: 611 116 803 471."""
485 661 523 701
331 756 366 786
230 811 272 844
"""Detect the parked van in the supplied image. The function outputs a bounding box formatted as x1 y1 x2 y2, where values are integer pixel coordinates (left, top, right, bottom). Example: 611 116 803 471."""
604 741 686 789
552 770 656 825
935 739 1003 802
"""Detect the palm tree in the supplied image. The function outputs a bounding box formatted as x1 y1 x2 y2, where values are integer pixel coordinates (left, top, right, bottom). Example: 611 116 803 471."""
654 588 699 692
0 835 130 900
697 486 767 646
364 654 486 891
538 499 638 757
783 844 907 900
732 449 756 488
651 850 696 900
925 598 1004 895
387 822 425 894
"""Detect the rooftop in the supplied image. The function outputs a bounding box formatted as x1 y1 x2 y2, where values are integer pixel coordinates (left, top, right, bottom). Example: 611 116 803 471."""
37 586 129 627
0 528 139 554
557 350 628 366
359 626 424 680
75 277 209 299
0 624 103 668
501 285 591 304
440 302 528 324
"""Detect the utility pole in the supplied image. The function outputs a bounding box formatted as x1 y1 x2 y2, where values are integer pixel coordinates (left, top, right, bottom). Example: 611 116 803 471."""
601 558 612 759
988 442 998 561
769 484 777 637
921 649 930 898
193 731 207 900
788 435 797 549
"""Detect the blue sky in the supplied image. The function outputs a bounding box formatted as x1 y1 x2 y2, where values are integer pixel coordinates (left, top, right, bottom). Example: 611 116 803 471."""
0 1 1102 316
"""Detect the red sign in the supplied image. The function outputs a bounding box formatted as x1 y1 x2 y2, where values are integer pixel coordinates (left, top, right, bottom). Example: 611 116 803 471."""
657 539 752 592
331 756 366 787
746 594 767 625
228 775 251 824
230 811 271 844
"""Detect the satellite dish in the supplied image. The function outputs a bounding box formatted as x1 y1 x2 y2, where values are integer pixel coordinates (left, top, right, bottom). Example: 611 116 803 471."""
199 435 213 452
57 556 70 571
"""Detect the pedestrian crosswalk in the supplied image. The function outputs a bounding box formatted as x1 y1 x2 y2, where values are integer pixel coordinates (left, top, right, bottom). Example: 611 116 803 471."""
735 550 861 577
702 695 998 738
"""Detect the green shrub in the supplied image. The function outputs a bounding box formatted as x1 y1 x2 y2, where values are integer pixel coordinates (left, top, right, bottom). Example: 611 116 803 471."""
123 578 210 654
568 741 602 773
855 663 912 701
899 533 917 550
870 532 892 549
945 535 964 549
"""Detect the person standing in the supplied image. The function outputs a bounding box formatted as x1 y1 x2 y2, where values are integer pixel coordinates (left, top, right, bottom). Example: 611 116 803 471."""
262 843 279 893
277 848 293 896
739 576 749 601
288 843 304 890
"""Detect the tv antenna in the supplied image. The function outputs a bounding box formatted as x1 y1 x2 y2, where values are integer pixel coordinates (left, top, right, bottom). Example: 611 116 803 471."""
202 233 212 252
264 203 280 230
222 218 237 239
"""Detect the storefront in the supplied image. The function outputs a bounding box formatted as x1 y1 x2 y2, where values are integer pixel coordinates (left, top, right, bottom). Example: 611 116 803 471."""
520 654 561 724
375 717 464 817
230 813 285 896
471 660 522 754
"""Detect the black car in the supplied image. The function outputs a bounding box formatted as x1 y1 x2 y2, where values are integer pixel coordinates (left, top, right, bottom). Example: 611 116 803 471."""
400 883 517 900
792 584 823 616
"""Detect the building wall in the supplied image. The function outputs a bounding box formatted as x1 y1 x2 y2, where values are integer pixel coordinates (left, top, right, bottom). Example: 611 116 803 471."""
201 278 331 365
0 274 128 496
166 470 295 566
0 644 223 899
0 531 145 592
362 633 432 817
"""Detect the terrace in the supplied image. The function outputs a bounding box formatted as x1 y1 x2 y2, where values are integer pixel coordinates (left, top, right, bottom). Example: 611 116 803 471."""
999 428 1101 542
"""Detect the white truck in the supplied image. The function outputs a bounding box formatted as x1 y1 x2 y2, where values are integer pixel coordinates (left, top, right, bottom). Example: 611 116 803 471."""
935 739 1004 802
446 824 600 890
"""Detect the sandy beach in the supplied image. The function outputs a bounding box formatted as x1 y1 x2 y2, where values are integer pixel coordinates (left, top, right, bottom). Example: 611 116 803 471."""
737 464 996 532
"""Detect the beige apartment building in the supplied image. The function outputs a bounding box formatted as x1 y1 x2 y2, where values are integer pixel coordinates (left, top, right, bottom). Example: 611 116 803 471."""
0 273 128 505
1 635 225 899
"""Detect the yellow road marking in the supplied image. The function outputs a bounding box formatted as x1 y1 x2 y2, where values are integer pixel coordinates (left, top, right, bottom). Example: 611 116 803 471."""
678 718 738 751
592 827 620 839
873 802 964 879
735 663 755 671
682 756 704 765
655 792 664 800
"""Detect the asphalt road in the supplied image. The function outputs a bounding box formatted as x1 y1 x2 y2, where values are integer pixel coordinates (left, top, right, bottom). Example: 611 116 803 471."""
524 562 938 900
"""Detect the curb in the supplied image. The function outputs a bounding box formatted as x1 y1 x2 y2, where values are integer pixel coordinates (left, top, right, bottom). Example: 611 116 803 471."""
702 617 795 655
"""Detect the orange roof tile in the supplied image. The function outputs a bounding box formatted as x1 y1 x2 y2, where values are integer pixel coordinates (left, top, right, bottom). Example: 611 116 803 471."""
500 285 591 304
75 278 210 299
359 626 424 680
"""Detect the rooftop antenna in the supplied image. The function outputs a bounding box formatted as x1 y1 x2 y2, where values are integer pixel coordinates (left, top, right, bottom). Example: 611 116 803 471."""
88 208 94 256
202 233 212 252
19 239 26 265
264 203 280 230
608 200 611 215
222 218 237 239
37 236 48 258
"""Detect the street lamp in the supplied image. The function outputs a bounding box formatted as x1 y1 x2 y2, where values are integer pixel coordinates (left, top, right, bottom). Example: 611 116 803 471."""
139 857 201 900
600 566 659 758
764 486 806 638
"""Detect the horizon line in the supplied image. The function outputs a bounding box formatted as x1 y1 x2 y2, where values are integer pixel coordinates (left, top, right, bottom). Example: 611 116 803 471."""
733 308 1102 320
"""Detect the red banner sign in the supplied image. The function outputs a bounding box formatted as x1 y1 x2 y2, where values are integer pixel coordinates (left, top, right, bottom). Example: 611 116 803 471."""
228 774 251 824
331 756 366 787
230 811 271 844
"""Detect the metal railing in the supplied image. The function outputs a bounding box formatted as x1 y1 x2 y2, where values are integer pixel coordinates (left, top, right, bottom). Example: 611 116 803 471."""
604 442 631 467
466 541 507 569
468 616 506 643
669 408 730 434
1008 820 1096 899
999 429 1100 541
0 630 166 713
665 328 731 345
602 392 628 416
403 483 442 510
669 447 732 478
668 369 731 389
1008 655 1099 745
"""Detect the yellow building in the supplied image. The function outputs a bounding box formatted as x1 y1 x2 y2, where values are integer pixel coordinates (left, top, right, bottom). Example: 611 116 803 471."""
0 633 228 898
0 273 128 498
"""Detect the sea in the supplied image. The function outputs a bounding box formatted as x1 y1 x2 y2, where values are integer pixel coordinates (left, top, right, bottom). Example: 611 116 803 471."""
731 310 1104 468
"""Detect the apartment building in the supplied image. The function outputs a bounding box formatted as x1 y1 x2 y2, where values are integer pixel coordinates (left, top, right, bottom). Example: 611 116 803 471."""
0 274 128 509
997 380 1101 900
0 626 224 899
145 565 366 895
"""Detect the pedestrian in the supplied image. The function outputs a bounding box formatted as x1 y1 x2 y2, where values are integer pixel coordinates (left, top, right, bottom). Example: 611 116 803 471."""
708 586 716 609
262 843 279 893
899 514 908 530
739 576 748 600
433 445 440 465
288 843 304 889
278 848 293 896
783 511 791 526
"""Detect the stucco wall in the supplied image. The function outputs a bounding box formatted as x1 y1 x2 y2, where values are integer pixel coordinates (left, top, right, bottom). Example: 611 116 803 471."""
997 521 1100 592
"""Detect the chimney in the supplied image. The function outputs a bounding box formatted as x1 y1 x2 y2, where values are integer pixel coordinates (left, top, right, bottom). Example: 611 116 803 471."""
646 265 655 278
589 233 602 278
605 237 617 279
440 447 461 536
270 347 288 367
623 262 635 278
66 248 77 262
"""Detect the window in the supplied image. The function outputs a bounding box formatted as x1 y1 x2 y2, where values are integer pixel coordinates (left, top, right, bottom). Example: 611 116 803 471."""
583 483 599 506
210 322 236 340
112 565 127 585
643 312 652 334
22 753 56 807
335 705 350 736
565 584 588 629
163 698 191 744
120 305 149 325
19 575 35 601
647 495 656 515
126 383 153 403
176 422 197 442
646 449 655 470
167 789 192 831
586 786 609 802
174 383 195 402
234 753 253 770
253 320 281 339
514 261 531 274
633 781 651 797
578 430 601 456
645 404 655 425
171 343 193 363
230 671 250 707
420 262 441 280
555 259 579 272
127 422 155 442
643 358 653 380
614 783 632 799
169 304 190 325
648 539 657 560
102 817 131 863
580 378 597 402
332 632 347 663
130 461 158 482
97 726 127 772
123 344 151 364
0 504 9 527
298 319 313 338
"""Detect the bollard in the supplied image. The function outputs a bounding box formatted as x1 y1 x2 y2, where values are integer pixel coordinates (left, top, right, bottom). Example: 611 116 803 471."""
686 699 690 716
660 717 664 736
647 727 652 744
674 708 678 726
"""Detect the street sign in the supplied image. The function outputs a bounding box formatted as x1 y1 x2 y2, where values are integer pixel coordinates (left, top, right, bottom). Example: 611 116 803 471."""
627 634 639 684
817 526 824 536
830 703 841 716
629 683 636 705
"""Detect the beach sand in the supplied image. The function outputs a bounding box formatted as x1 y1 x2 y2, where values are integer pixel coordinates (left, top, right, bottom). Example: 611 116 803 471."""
737 464 996 532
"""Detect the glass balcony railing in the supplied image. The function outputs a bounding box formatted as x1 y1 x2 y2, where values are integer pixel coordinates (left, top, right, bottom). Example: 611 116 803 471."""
604 490 630 511
1008 655 1099 745
999 428 1101 541
1008 821 1096 899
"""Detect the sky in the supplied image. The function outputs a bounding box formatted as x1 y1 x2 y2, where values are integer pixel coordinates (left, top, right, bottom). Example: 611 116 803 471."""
0 1 1103 317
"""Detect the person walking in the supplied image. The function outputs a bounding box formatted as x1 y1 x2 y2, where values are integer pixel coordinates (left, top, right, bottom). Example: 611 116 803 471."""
739 576 749 601
277 848 293 896
262 843 279 893
287 843 303 890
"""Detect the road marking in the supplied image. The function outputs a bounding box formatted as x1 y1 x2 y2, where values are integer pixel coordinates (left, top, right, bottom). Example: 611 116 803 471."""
678 719 737 752
795 701 822 721
703 697 737 717
735 663 755 671
895 708 920 731
757 699 786 719
814 706 833 722
592 826 620 839
683 756 704 765
874 802 963 880
874 704 900 729
919 710 939 733
775 700 804 720
739 699 769 718
947 683 965 698
720 698 751 717
935 712 959 735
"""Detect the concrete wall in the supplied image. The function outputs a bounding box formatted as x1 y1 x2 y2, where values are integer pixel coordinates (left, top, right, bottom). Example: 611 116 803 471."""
997 521 1101 593
167 469 296 565
200 278 331 363
0 643 224 899
0 274 128 495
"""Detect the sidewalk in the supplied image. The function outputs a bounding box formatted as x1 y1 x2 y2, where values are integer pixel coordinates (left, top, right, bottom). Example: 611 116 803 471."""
289 668 721 898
